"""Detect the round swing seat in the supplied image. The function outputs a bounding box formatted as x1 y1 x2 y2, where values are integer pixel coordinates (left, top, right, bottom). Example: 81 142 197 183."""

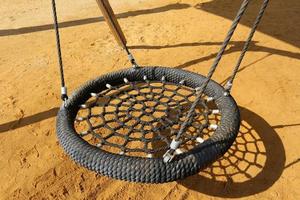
56 66 240 183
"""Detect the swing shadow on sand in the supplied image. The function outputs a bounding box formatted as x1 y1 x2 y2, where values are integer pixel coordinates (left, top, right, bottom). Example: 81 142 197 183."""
178 106 287 198
129 40 300 70
129 0 300 67
2 0 299 51
0 3 191 37
196 0 300 49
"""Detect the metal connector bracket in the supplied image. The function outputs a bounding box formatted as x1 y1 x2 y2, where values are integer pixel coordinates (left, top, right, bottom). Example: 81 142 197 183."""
163 139 181 163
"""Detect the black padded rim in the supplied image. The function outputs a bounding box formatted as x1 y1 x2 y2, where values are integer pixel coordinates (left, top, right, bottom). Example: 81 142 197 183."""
56 66 240 183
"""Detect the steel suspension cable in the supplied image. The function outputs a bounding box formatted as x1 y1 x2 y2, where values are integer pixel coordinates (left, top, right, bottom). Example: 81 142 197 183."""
225 0 270 92
51 0 68 102
176 0 250 135
164 0 250 162
164 0 270 162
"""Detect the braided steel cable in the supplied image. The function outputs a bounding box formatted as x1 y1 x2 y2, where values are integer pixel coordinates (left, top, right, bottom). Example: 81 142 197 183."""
51 0 68 101
225 0 270 91
170 0 270 161
171 0 250 156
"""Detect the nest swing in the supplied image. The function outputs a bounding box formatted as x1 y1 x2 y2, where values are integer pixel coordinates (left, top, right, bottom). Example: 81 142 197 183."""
52 0 270 183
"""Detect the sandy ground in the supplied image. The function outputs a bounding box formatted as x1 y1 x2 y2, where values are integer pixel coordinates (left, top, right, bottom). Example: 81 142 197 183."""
0 0 300 199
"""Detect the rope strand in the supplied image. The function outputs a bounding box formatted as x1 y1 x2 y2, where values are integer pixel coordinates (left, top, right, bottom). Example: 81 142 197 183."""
51 0 68 101
226 0 270 91
175 0 250 142
166 0 270 161
165 0 270 162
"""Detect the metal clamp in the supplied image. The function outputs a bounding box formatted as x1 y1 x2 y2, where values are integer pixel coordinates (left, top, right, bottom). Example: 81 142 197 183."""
61 86 68 105
224 81 233 96
163 139 181 163
127 52 139 69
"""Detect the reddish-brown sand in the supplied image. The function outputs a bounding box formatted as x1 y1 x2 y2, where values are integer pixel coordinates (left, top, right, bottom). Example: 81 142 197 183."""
1 0 300 199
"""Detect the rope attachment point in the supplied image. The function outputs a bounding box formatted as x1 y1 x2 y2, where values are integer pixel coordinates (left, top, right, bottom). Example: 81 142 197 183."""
163 139 181 163
224 81 233 96
125 47 139 69
128 52 139 69
60 86 68 102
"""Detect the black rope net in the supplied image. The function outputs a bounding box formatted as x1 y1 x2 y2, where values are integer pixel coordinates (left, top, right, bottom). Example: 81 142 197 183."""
74 78 221 158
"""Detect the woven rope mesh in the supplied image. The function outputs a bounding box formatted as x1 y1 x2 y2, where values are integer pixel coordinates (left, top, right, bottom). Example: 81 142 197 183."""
74 79 221 158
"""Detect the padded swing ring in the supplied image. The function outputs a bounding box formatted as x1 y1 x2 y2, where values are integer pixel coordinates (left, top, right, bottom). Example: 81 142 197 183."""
56 66 240 183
